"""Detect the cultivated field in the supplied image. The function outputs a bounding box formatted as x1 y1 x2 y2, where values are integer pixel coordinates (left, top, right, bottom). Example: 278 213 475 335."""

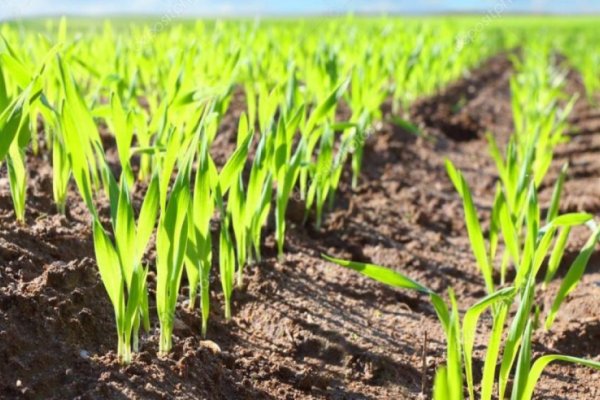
1 17 600 399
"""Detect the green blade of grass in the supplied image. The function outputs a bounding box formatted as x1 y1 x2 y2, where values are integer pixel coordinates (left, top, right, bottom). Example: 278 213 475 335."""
521 355 600 400
545 228 600 329
462 287 514 400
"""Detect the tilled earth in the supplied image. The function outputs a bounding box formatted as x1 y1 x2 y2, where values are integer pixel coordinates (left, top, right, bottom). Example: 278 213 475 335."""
1 53 599 399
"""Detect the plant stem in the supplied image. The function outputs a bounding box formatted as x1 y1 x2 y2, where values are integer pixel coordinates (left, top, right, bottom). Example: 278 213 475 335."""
224 301 232 320
201 319 208 338
159 327 172 355
236 267 243 288
132 317 140 353
201 275 210 338
188 289 197 311
118 333 132 364
254 243 262 262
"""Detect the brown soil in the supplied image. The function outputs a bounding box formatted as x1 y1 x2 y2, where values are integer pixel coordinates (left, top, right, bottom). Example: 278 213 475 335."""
1 53 599 400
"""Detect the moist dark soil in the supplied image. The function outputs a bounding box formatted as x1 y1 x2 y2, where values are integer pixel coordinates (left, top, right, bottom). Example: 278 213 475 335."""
1 53 600 400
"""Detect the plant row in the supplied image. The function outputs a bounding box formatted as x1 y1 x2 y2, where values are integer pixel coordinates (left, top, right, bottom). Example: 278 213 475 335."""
326 37 600 399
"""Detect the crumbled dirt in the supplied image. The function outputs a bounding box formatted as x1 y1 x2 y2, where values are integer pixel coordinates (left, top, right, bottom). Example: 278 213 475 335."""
1 52 599 400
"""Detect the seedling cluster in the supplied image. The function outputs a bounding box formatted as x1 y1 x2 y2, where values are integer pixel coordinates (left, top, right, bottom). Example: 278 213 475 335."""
1 16 599 397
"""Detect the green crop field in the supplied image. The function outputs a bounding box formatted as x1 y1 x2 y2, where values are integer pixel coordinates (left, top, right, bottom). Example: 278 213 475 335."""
1 15 599 399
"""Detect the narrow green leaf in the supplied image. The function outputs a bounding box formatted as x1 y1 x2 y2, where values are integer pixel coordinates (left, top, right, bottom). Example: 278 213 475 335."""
433 366 449 400
545 229 600 329
546 163 568 223
92 219 123 311
510 319 533 400
135 173 160 264
219 132 253 194
521 355 600 400
462 287 514 400
544 227 571 285
322 255 432 294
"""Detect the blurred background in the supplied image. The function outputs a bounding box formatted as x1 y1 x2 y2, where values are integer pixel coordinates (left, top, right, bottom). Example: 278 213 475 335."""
2 0 600 20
